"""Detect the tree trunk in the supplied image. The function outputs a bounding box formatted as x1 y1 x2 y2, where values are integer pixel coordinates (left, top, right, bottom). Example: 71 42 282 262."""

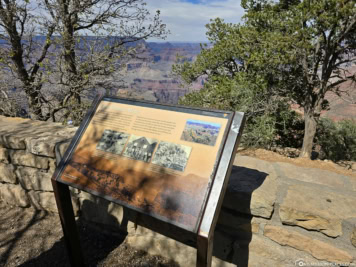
299 108 317 158
28 98 43 120
24 84 45 120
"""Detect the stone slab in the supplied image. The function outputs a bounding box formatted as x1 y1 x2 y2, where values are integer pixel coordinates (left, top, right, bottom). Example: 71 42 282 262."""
0 183 30 207
28 190 79 215
126 227 236 267
275 162 346 188
52 127 77 138
264 225 353 263
0 163 17 183
49 158 57 172
0 115 76 151
0 147 9 163
9 150 49 169
350 176 356 192
79 191 124 227
223 165 277 218
217 209 259 234
351 227 356 248
26 136 66 157
233 234 322 267
0 117 42 149
56 139 71 157
126 231 197 266
0 134 26 149
279 185 356 237
16 166 53 191
234 155 278 176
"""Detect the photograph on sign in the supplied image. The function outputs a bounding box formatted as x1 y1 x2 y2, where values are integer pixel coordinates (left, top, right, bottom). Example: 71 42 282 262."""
96 129 130 155
181 119 221 146
123 135 158 162
58 99 232 232
151 141 191 172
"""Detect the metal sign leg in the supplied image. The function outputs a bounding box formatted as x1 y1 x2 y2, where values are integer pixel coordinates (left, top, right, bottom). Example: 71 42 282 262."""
197 232 213 267
52 179 85 267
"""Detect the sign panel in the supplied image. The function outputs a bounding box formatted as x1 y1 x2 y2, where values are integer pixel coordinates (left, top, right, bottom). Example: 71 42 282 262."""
56 97 233 232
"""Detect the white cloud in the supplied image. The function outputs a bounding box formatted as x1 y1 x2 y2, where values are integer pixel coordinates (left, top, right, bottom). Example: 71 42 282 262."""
146 0 244 42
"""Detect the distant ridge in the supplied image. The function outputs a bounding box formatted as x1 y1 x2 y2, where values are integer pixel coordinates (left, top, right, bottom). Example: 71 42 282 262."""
186 121 220 130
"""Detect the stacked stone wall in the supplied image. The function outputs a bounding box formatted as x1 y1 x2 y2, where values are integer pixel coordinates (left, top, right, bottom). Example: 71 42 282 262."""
0 115 355 266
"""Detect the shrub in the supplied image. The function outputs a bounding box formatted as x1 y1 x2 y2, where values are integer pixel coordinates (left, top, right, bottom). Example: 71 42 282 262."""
315 118 356 161
274 107 304 149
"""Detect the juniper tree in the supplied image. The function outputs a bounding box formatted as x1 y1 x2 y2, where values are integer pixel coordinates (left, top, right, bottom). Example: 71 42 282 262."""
0 0 168 122
175 0 356 158
0 0 56 120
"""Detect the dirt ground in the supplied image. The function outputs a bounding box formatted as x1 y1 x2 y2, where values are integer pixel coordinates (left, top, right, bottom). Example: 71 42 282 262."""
0 201 179 267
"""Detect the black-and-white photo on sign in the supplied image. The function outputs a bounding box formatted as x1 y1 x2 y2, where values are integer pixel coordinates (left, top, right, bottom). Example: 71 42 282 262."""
152 141 192 171
123 135 158 162
96 129 130 155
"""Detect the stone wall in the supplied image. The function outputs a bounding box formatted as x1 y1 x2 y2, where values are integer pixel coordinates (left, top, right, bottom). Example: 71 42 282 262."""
0 116 78 212
0 115 355 266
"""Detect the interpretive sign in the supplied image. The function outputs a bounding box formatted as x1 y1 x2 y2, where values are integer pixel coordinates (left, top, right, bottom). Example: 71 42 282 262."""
52 94 245 267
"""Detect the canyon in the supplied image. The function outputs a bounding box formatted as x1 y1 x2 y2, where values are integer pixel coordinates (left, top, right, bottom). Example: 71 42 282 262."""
116 41 204 104
118 41 355 121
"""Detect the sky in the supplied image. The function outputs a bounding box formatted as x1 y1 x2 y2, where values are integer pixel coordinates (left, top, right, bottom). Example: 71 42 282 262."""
146 0 245 42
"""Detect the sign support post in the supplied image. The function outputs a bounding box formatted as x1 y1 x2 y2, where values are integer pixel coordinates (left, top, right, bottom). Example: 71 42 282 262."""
52 180 84 267
196 112 245 267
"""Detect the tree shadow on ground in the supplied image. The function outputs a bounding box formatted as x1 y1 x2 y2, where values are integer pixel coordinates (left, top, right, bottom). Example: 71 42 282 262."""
19 200 126 267
0 208 45 267
16 198 178 267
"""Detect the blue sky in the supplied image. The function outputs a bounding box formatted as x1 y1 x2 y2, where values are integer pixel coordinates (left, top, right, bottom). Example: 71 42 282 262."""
146 0 244 42
186 119 221 128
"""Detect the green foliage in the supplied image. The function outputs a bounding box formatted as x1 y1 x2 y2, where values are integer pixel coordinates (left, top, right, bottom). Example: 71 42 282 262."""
243 113 277 148
316 118 356 161
175 0 356 157
238 0 356 158
175 16 304 149
274 106 305 149
178 73 303 148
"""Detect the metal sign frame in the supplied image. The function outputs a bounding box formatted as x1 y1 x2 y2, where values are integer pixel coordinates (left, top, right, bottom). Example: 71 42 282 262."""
51 93 245 267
